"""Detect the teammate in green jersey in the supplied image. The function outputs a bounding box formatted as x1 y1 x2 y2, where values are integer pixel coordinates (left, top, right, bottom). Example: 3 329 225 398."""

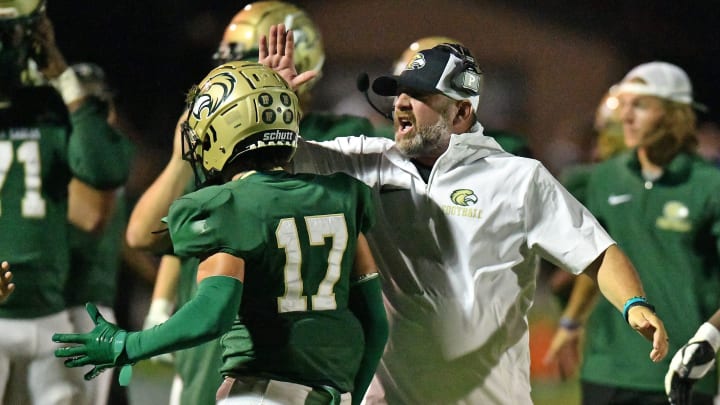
0 2 130 404
55 61 389 405
128 3 381 404
548 61 720 404
64 61 134 405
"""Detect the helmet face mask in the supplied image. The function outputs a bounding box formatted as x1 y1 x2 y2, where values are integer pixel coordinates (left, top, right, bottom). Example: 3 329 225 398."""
213 1 324 96
183 61 300 188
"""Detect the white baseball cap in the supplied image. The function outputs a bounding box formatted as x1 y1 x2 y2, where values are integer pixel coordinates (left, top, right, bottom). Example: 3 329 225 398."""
613 61 706 111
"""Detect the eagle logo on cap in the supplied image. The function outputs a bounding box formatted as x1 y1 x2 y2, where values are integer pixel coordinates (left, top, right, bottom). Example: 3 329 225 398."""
405 53 426 71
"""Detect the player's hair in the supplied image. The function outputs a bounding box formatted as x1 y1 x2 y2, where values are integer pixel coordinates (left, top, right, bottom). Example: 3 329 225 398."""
641 101 697 165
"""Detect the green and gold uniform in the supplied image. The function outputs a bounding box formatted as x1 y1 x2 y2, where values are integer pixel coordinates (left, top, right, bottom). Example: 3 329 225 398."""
581 150 720 397
0 89 127 318
172 112 376 404
168 170 374 393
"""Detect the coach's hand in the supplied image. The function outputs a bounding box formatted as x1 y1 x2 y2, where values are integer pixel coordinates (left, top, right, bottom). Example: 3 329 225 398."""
53 302 132 383
665 322 720 404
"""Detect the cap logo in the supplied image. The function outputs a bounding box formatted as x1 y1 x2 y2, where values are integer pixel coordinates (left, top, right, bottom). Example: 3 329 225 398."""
405 53 426 71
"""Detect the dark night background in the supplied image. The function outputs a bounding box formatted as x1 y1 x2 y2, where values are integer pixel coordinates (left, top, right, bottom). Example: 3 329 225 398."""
46 0 720 189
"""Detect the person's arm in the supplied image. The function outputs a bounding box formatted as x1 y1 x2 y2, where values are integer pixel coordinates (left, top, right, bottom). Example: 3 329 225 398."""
143 255 180 330
0 261 14 303
126 114 192 252
585 244 668 361
67 179 117 234
53 252 243 384
542 273 597 379
141 255 181 364
347 233 388 405
544 244 668 375
665 308 720 404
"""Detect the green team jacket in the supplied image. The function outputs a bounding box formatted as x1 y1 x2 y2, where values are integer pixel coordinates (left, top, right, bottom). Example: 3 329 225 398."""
0 89 129 318
171 112 376 404
581 150 720 396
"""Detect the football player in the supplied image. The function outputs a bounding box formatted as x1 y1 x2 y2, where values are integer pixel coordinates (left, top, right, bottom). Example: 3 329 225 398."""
64 61 134 405
55 60 388 405
0 1 129 403
126 3 379 404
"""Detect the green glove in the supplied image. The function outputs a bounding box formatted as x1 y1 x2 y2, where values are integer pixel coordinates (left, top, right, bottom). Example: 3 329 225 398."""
53 302 133 384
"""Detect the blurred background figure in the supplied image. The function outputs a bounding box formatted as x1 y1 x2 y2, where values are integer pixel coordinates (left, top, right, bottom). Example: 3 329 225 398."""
545 61 720 405
0 1 130 403
65 61 134 405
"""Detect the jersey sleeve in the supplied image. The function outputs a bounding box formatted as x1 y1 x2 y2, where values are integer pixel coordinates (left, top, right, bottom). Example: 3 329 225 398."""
67 97 132 189
166 187 260 259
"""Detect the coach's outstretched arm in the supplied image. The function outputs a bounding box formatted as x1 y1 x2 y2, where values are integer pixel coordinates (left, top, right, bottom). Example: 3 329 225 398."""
545 244 668 372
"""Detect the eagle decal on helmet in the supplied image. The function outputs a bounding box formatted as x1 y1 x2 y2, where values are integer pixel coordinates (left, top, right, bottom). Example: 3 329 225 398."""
192 71 237 121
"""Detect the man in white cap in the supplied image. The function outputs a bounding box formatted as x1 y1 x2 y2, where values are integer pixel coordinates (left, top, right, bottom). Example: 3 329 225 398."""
546 61 720 405
261 25 670 405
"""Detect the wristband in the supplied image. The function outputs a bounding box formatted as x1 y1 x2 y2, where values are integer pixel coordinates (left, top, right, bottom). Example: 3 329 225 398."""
622 296 655 323
559 317 581 331
49 67 86 105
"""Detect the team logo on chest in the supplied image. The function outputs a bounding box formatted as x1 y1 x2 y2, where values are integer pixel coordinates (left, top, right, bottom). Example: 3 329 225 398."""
656 201 691 232
443 189 482 219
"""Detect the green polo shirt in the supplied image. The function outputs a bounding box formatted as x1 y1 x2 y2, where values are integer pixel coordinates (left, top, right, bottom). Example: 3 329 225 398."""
581 150 720 396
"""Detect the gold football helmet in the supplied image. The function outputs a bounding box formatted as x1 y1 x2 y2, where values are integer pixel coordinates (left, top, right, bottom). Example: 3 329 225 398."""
0 0 45 87
393 36 465 75
182 61 299 186
0 0 43 20
214 1 324 95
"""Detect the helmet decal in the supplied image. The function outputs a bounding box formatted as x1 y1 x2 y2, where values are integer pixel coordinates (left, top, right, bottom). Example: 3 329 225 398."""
183 61 300 187
192 71 236 121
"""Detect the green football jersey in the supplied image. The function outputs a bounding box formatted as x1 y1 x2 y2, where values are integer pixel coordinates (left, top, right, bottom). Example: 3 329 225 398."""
167 171 374 393
0 88 128 318
581 150 720 396
169 113 378 404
